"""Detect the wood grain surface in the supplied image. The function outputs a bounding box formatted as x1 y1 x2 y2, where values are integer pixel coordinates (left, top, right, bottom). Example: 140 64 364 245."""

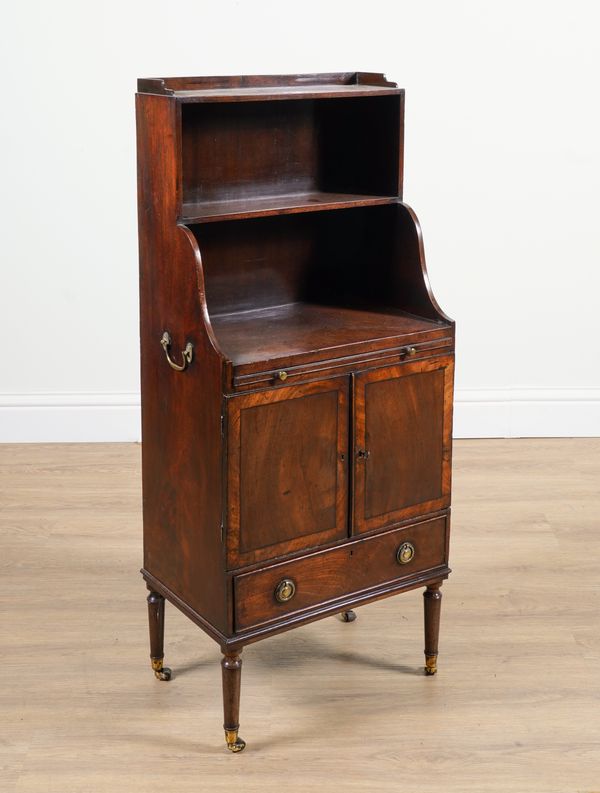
234 515 447 631
226 378 349 568
353 356 454 532
1 440 599 792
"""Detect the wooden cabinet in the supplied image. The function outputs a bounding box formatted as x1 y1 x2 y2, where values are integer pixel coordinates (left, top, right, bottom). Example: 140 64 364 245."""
137 72 455 754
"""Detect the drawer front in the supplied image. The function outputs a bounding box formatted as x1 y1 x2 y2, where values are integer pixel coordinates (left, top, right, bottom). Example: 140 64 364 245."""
234 515 448 631
231 336 453 392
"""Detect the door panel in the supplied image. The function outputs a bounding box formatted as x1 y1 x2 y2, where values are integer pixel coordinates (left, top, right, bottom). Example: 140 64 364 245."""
354 356 453 533
227 377 349 568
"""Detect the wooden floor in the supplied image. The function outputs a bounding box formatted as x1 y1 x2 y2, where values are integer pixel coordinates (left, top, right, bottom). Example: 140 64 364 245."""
1 440 599 792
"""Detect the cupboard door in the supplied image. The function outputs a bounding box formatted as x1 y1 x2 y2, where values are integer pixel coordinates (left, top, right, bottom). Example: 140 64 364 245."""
226 378 349 568
354 356 454 534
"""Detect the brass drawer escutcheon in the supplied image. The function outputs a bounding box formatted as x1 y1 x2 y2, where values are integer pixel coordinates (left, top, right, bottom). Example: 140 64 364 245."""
396 541 415 565
274 578 296 603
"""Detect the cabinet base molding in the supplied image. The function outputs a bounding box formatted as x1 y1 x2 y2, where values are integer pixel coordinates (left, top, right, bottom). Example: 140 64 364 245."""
142 565 450 649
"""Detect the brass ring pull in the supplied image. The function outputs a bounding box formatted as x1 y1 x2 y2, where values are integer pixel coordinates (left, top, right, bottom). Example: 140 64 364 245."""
274 578 296 603
396 541 415 565
160 331 193 372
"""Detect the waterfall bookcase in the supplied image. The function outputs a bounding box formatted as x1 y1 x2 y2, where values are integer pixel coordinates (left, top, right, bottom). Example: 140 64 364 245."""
136 72 454 753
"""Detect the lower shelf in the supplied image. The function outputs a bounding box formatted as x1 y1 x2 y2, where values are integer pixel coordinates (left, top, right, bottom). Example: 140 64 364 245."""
211 301 443 368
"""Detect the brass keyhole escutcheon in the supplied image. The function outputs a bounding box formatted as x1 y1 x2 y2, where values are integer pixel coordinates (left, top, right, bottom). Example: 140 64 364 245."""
396 542 415 565
274 578 296 603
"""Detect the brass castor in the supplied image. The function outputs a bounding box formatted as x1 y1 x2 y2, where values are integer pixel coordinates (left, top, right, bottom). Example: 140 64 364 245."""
339 610 357 623
225 729 246 753
151 658 172 681
424 654 438 676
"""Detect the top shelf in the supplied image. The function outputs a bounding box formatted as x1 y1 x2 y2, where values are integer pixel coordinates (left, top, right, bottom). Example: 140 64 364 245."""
168 85 402 103
137 72 402 103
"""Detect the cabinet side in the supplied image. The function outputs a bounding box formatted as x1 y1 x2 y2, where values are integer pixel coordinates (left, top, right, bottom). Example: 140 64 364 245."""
136 93 228 634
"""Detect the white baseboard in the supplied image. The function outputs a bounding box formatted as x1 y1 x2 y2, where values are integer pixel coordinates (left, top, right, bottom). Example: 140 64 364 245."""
454 388 600 438
0 388 599 442
0 393 141 443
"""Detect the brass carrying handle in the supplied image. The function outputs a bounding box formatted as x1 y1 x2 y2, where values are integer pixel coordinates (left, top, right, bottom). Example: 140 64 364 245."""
160 331 193 372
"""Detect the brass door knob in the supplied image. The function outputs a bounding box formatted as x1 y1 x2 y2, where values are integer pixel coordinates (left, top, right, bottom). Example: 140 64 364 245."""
277 371 288 382
396 542 415 565
402 346 417 357
274 578 296 603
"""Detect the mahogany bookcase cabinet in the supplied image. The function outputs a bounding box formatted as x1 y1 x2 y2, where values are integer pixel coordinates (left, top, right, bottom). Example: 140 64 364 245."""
136 72 454 753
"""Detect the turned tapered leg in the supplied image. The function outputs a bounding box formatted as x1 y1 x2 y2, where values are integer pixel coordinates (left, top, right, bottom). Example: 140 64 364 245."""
423 583 442 675
147 591 171 681
221 651 245 753
338 610 357 622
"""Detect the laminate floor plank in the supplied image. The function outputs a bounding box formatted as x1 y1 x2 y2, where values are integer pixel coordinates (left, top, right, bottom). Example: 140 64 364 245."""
1 440 598 792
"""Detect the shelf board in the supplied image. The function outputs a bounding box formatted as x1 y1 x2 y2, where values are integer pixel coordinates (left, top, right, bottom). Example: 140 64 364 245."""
182 192 398 224
211 302 442 368
171 84 402 103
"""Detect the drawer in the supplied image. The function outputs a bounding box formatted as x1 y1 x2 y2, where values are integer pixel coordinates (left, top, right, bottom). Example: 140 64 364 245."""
230 335 453 392
234 515 448 631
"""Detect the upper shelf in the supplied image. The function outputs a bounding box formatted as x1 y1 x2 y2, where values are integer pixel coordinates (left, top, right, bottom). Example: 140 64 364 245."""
181 192 399 224
138 72 402 103
172 85 402 103
180 91 403 218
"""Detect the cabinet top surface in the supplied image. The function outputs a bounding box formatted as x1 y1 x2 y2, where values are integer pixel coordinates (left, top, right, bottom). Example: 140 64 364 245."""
137 72 403 102
211 302 448 368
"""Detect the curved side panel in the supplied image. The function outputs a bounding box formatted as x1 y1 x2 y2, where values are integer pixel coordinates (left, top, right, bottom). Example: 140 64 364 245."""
177 223 227 362
394 202 454 325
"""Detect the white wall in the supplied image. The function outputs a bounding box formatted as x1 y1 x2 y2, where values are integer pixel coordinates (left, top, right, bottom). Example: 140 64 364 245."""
1 0 599 441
